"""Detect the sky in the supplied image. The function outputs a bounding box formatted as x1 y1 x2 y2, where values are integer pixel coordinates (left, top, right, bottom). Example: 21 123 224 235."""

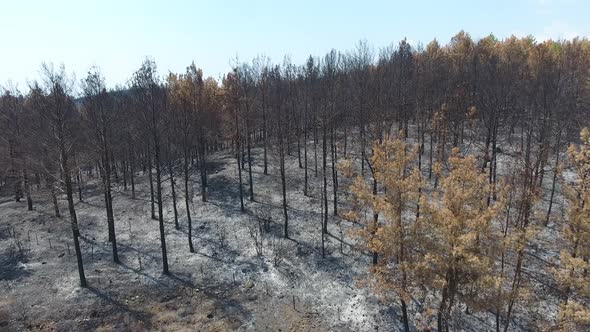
1 0 589 91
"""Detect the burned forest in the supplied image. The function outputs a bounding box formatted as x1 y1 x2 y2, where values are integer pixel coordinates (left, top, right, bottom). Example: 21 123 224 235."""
1 32 590 331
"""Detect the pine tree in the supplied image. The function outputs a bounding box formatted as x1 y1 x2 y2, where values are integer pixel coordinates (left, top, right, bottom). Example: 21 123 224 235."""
554 128 590 331
417 147 502 331
342 132 422 332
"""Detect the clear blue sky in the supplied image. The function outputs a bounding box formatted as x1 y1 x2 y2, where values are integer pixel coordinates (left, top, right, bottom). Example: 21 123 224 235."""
1 0 588 90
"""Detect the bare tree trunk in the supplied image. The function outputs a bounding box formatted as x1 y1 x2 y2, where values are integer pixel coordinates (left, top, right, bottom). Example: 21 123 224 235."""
148 147 156 220
99 163 110 238
360 123 366 176
241 138 246 170
14 174 22 202
297 125 302 168
112 152 119 184
287 124 292 156
416 144 423 222
322 122 328 234
76 170 83 202
314 123 318 177
247 128 254 201
62 145 86 286
280 139 288 238
101 135 119 263
154 140 169 274
130 151 136 199
504 251 524 332
343 123 348 158
236 126 245 212
304 122 308 196
372 175 379 265
491 124 498 201
331 126 338 216
401 299 410 332
50 177 60 217
168 157 179 230
123 160 128 190
184 150 194 253
262 103 268 175
106 181 118 264
321 187 325 258
199 133 208 202
23 168 33 211
429 129 434 180
546 129 562 226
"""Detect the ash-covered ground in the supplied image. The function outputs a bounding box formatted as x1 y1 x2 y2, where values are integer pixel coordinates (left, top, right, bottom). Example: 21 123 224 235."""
0 145 401 331
0 140 567 331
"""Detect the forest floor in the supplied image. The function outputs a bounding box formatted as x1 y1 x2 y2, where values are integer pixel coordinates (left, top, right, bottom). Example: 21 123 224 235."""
0 145 403 331
0 138 567 331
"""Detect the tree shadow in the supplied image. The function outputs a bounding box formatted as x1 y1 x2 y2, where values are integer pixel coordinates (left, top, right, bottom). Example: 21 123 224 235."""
84 286 154 330
0 252 32 281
